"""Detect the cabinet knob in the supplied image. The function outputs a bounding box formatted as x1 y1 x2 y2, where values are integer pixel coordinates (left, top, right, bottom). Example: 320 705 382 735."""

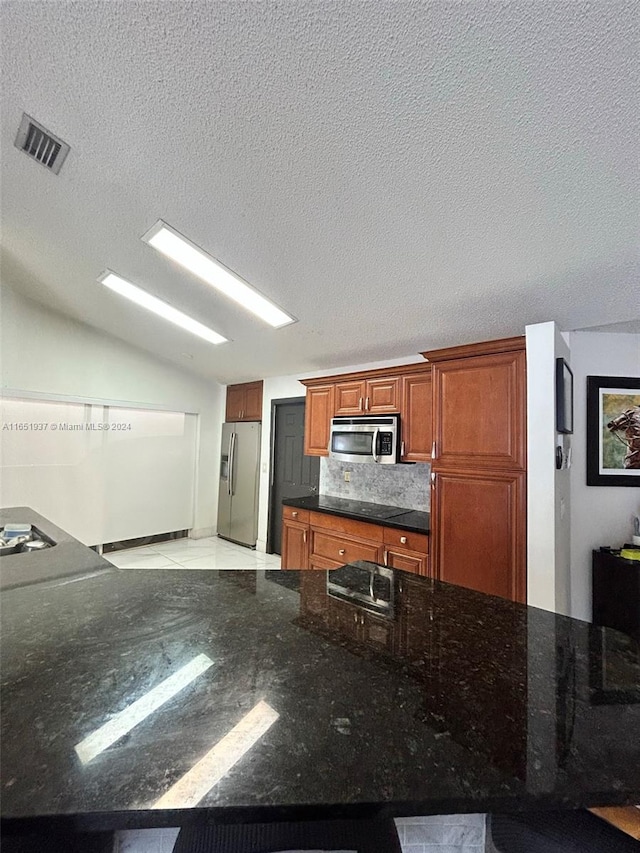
400 536 407 545
292 511 298 518
339 548 346 556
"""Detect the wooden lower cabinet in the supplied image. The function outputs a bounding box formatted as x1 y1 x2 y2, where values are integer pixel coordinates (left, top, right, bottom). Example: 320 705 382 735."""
431 469 526 602
282 508 429 576
381 527 430 576
281 519 309 569
384 548 428 576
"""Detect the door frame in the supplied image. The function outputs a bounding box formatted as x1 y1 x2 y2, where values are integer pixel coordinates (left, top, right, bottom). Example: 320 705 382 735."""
266 396 306 555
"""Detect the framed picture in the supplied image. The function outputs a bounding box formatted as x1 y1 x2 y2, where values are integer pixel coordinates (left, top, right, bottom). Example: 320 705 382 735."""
555 358 573 434
586 375 640 486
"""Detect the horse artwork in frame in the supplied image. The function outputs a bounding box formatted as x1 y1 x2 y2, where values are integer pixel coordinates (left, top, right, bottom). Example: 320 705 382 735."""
587 375 640 486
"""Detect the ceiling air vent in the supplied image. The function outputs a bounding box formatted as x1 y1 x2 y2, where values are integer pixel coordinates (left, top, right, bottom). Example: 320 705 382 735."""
14 113 70 174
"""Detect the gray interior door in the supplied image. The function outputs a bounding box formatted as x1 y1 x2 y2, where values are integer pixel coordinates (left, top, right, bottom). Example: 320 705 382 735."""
269 400 319 555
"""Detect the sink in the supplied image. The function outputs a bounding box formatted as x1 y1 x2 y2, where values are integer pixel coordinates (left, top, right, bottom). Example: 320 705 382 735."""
0 524 56 557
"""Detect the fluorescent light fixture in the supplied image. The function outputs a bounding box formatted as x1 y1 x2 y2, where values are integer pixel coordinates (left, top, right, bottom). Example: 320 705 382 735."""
74 653 214 764
98 271 228 345
153 700 279 809
142 221 296 328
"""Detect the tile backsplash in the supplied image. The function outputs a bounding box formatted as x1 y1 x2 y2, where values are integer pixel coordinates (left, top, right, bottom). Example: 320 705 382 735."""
320 458 430 511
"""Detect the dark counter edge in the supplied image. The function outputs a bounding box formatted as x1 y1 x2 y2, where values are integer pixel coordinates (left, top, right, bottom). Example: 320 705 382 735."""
4 789 640 835
282 496 429 535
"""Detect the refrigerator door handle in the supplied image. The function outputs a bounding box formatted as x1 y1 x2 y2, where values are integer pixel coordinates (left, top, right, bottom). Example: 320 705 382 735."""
228 432 236 496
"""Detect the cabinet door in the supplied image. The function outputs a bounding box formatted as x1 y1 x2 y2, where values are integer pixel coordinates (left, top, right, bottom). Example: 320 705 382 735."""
225 385 245 422
281 519 309 569
432 351 526 470
242 381 263 421
304 384 335 456
431 469 526 602
364 376 400 413
401 371 432 462
334 380 366 415
384 547 428 577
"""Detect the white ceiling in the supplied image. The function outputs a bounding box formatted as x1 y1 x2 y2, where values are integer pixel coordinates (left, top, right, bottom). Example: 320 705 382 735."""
1 1 638 383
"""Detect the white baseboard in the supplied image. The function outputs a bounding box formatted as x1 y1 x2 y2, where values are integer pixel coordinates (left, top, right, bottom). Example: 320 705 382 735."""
190 527 216 539
256 538 267 554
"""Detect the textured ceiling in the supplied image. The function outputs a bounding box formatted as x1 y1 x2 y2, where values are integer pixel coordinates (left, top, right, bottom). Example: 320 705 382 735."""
1 1 638 383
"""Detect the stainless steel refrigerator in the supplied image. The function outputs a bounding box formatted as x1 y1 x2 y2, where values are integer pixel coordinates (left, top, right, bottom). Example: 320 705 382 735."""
217 422 261 548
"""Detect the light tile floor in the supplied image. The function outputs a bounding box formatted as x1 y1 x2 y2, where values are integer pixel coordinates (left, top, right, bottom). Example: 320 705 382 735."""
104 536 282 571
108 542 486 853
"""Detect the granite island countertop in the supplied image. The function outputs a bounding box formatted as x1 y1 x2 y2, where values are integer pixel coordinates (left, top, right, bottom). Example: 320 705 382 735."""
282 495 429 534
1 563 639 833
0 506 111 590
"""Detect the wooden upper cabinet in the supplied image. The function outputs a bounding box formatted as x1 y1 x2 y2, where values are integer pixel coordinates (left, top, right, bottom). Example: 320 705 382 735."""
334 380 366 415
243 381 263 421
225 380 263 422
430 468 526 603
301 363 426 456
225 385 246 421
365 376 400 413
334 377 400 415
303 384 335 456
431 350 526 470
401 370 432 461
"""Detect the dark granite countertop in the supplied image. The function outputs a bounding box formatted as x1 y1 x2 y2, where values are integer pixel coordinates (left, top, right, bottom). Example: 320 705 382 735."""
1 563 639 833
282 495 430 534
0 506 111 590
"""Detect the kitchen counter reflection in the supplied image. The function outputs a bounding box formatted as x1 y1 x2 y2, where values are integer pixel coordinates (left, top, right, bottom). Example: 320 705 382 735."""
1 565 639 833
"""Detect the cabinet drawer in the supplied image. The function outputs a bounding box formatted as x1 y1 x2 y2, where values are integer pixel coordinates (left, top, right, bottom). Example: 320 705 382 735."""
309 511 384 541
311 531 380 565
283 505 310 524
383 527 429 553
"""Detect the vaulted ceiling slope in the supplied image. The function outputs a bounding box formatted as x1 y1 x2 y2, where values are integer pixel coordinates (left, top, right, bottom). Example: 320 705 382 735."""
1 2 638 382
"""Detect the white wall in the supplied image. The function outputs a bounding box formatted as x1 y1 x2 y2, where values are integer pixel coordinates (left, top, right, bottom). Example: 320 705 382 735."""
0 286 225 540
568 331 640 622
255 355 429 552
525 321 572 614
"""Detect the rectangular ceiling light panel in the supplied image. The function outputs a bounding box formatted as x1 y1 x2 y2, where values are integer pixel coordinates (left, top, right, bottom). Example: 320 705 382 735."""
98 272 228 345
74 653 215 764
142 221 295 328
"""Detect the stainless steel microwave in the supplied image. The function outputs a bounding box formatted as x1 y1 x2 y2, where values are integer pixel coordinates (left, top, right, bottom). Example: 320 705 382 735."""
329 414 400 464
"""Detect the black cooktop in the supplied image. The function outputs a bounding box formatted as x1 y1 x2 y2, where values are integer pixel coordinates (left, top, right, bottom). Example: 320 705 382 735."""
315 497 407 520
282 495 430 534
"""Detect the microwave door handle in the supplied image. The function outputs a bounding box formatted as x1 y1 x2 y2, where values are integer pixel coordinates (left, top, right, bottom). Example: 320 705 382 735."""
371 427 379 463
369 571 376 601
